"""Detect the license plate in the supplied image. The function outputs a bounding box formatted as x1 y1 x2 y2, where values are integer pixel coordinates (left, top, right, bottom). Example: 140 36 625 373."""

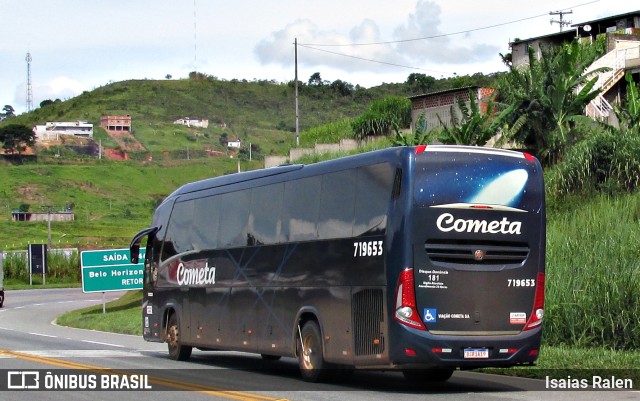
464 348 489 359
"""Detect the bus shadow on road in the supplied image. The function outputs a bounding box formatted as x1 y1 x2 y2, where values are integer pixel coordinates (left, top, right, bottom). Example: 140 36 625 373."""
140 350 532 393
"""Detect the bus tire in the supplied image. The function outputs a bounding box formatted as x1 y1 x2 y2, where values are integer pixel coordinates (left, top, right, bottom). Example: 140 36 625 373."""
297 321 329 382
166 313 192 361
402 368 454 383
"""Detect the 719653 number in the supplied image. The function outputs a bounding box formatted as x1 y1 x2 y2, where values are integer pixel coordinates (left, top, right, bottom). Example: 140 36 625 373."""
353 240 383 257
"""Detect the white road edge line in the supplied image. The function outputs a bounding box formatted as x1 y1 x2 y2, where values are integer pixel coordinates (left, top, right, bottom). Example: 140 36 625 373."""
27 332 57 338
81 340 126 348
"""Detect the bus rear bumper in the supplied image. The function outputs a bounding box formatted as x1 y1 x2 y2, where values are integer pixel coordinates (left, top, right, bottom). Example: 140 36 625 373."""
389 326 543 368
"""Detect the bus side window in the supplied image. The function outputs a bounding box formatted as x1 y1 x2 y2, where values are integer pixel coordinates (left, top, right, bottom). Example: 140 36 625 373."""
218 190 251 248
249 183 284 245
193 195 221 251
354 163 394 236
318 170 356 240
163 199 195 259
282 176 321 242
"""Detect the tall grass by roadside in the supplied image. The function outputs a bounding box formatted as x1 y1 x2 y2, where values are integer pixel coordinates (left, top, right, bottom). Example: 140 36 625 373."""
2 251 80 283
544 193 640 350
299 119 354 148
546 128 640 195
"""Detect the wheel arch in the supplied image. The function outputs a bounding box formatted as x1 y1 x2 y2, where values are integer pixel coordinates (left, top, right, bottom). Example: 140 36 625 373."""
293 306 325 357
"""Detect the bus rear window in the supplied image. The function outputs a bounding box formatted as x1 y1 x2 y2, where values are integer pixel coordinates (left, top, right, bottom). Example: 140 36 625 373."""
413 153 541 211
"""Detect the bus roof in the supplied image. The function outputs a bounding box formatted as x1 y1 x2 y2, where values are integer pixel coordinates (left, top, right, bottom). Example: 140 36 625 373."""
165 146 532 200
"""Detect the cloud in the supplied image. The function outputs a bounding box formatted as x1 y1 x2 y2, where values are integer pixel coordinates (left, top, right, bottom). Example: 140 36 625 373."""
254 0 499 73
14 76 86 110
254 19 397 72
393 0 499 64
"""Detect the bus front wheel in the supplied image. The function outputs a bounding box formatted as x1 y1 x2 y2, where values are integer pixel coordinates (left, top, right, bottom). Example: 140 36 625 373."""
297 321 328 382
166 313 192 361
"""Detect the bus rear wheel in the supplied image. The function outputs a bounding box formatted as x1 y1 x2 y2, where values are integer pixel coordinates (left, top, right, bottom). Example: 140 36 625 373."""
166 313 192 361
297 321 328 382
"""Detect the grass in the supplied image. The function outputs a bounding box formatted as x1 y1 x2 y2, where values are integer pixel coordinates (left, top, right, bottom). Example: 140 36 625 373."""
55 290 142 335
4 278 81 289
481 346 640 382
544 193 640 350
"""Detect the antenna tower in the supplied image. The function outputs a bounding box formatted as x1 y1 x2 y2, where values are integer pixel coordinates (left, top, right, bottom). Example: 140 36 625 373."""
193 0 197 74
26 52 33 112
550 10 573 32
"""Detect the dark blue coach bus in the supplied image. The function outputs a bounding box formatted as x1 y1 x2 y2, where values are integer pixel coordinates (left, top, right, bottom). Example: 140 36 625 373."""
130 145 546 383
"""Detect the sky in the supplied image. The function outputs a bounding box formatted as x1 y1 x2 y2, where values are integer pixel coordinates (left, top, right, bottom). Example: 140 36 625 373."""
0 0 635 115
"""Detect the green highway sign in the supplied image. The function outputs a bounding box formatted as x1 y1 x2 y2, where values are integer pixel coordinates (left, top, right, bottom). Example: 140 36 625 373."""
81 248 145 293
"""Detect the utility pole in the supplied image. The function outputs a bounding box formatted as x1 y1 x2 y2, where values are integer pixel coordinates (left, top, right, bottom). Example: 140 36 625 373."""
550 10 572 32
42 205 52 252
294 38 300 147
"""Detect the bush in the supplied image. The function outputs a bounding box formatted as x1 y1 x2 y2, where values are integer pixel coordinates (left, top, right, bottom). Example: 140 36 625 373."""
547 127 640 196
299 119 353 147
3 253 28 281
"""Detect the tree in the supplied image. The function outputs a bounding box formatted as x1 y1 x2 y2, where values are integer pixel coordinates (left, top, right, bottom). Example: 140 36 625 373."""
436 90 521 146
406 73 436 94
1 105 15 120
497 39 607 163
613 72 640 132
0 124 36 155
39 99 54 108
391 113 431 146
329 79 353 96
308 72 323 86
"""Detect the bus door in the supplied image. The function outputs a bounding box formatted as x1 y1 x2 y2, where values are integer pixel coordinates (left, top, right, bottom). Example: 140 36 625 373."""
410 147 545 336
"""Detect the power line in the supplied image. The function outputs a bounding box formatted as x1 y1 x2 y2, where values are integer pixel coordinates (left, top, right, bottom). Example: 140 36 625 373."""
301 0 599 47
297 43 451 75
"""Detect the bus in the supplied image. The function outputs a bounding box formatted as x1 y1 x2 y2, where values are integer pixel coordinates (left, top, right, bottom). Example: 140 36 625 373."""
130 145 546 383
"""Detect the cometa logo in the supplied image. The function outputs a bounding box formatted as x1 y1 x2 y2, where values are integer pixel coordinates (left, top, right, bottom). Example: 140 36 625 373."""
176 262 216 286
436 213 522 235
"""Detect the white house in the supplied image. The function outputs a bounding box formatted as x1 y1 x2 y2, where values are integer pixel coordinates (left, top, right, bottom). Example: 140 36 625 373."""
173 117 209 128
33 121 94 141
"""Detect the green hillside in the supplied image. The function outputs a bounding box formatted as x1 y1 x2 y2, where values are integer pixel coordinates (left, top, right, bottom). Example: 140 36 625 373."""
5 76 417 160
0 75 408 250
0 158 263 251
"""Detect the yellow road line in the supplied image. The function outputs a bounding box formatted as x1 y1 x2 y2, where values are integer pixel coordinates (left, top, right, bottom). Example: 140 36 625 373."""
0 350 289 401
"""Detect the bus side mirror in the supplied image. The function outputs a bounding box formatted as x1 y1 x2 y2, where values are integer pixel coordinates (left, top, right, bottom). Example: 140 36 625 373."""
130 243 140 264
129 226 159 264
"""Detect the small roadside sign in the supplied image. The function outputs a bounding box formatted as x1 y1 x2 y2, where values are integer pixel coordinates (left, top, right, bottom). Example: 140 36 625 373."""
81 248 145 293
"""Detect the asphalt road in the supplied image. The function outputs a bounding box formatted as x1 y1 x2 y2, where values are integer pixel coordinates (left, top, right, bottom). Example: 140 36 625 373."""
0 288 636 401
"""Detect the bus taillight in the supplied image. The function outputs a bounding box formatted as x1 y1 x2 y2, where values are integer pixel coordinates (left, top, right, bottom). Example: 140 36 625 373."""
524 272 545 330
394 268 426 330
